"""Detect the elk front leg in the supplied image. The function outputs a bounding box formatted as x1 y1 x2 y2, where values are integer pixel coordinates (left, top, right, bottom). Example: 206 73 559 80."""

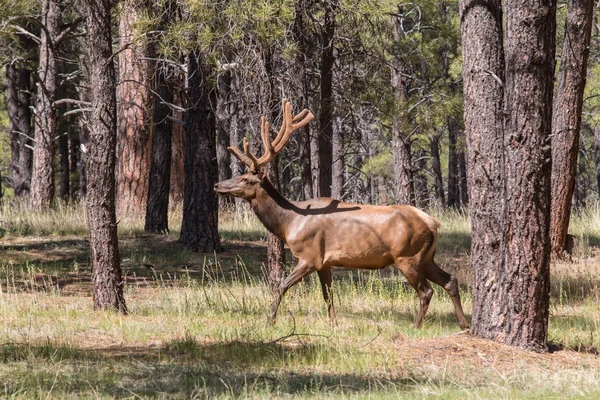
317 267 337 325
269 259 314 324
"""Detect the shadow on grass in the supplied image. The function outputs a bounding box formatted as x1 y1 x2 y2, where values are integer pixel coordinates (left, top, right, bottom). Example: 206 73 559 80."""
0 340 426 397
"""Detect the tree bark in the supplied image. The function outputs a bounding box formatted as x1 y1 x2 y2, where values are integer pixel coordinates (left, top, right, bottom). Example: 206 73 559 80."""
317 0 337 198
549 0 594 257
6 63 21 196
216 70 233 208
447 117 459 208
501 0 555 350
457 134 468 206
428 133 444 205
331 115 344 200
145 61 173 233
391 14 413 206
594 126 600 194
169 88 185 207
116 0 154 216
459 0 506 343
82 0 126 313
58 126 70 202
30 0 61 210
179 52 222 252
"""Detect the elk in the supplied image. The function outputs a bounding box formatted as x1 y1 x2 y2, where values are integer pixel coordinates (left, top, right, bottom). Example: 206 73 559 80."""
214 99 469 330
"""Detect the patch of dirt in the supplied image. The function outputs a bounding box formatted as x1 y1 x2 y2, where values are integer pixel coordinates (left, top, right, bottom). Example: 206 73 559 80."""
391 331 600 375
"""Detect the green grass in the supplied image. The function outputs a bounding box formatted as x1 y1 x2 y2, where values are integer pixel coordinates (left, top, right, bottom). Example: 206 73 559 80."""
1 202 600 398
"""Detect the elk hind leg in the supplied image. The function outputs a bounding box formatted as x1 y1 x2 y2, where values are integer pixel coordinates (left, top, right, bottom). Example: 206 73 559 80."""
425 261 469 330
269 260 314 324
317 267 336 325
396 259 433 329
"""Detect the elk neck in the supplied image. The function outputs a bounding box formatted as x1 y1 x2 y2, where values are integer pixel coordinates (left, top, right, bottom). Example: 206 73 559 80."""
250 177 296 241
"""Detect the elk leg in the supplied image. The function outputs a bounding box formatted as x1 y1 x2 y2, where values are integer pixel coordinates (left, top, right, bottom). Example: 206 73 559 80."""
396 260 433 328
269 260 314 324
425 262 470 330
317 267 337 325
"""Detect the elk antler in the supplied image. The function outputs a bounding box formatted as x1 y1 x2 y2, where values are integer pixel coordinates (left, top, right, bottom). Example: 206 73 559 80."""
228 99 314 172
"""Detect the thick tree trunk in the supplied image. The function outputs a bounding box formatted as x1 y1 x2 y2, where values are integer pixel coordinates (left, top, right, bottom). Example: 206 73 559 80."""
145 62 173 233
501 0 555 351
331 115 344 200
447 117 459 208
116 0 154 216
459 0 506 343
457 136 468 206
169 89 185 207
549 0 594 257
429 133 445 206
391 15 413 206
82 0 127 313
310 128 320 197
317 0 337 198
216 70 233 208
179 52 222 252
30 0 61 210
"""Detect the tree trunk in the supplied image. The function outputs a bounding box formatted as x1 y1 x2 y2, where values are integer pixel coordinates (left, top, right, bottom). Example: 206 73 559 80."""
501 0 555 350
429 133 445 206
216 70 233 208
457 135 468 206
594 126 600 194
179 52 222 252
331 115 344 200
391 15 413 206
310 128 320 197
69 128 80 202
58 126 70 202
459 0 506 343
549 0 594 257
6 63 21 196
30 0 61 210
116 0 154 216
317 0 337 198
169 88 185 207
447 117 459 208
145 61 173 233
82 0 126 313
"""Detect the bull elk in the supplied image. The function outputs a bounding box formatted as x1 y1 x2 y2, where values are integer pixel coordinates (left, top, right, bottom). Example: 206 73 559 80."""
215 99 469 330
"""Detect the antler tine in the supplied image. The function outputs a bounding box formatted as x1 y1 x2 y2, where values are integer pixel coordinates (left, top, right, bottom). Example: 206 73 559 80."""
227 144 255 170
272 105 314 152
257 116 276 164
242 137 260 171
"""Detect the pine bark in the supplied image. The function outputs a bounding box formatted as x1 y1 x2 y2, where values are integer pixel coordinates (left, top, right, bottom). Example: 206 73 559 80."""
116 0 154 216
216 70 233 208
594 126 600 194
459 0 506 343
58 126 70 202
82 0 126 313
457 136 468 206
145 62 173 233
169 88 185 207
447 117 459 208
317 0 337 198
331 115 344 200
179 52 222 252
429 133 445 205
549 0 594 257
30 0 61 210
391 15 413 206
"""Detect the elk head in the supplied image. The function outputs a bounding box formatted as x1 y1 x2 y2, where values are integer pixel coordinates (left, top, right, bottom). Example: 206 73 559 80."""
214 99 314 200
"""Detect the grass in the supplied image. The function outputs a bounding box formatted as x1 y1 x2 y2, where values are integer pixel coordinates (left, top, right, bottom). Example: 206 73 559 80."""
1 201 600 398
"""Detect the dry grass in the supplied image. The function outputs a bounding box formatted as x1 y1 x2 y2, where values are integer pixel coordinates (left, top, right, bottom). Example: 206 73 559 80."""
1 202 600 398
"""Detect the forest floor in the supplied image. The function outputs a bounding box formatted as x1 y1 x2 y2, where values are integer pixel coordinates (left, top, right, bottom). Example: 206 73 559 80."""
1 204 600 398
